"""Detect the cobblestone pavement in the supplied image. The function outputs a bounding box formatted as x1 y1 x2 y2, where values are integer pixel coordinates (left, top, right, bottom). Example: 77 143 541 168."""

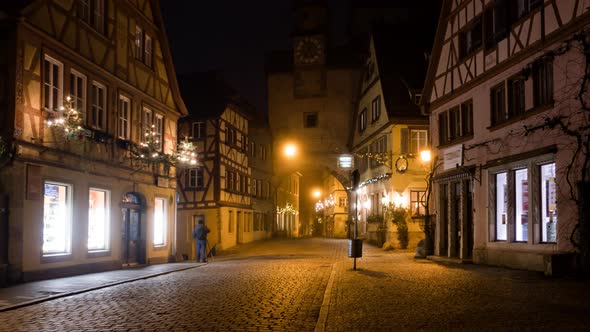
1 238 590 331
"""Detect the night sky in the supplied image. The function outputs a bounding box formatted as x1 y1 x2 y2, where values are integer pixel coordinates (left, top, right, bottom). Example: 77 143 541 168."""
160 1 352 114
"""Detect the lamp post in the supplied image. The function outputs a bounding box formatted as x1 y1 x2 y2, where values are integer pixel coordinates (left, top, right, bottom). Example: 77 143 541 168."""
420 149 441 257
273 142 300 237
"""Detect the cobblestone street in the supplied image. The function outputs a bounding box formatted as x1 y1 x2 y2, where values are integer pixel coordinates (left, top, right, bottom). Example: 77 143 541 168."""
1 238 590 331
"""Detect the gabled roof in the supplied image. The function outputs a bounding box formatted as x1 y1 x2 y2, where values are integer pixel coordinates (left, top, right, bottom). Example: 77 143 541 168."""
370 25 430 120
178 72 255 122
420 0 453 110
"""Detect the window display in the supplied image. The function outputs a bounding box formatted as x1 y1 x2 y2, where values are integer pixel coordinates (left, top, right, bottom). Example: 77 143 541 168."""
541 163 557 242
43 182 71 255
154 198 166 246
88 188 109 251
495 172 507 240
515 169 528 242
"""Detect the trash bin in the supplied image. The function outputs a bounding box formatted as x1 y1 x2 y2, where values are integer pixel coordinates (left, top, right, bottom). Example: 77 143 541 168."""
348 239 362 258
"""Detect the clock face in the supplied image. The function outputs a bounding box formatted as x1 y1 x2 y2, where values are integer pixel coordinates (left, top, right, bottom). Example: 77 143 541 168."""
295 37 323 65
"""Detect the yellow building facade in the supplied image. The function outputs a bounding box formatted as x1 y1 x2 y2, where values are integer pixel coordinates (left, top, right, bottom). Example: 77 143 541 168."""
0 0 186 284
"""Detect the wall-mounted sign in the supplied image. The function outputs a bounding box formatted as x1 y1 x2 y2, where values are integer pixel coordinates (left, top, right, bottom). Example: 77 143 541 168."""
156 176 169 188
443 145 463 171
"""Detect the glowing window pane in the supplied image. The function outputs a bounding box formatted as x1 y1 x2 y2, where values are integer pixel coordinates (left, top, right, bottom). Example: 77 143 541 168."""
43 182 71 254
495 172 507 241
88 188 109 251
154 198 166 246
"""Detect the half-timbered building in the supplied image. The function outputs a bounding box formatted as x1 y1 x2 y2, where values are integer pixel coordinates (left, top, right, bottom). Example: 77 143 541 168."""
0 0 187 284
422 0 590 273
177 73 255 259
351 26 432 248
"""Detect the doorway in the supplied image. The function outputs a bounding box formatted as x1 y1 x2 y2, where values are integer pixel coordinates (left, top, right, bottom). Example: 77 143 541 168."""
450 182 461 258
121 192 146 266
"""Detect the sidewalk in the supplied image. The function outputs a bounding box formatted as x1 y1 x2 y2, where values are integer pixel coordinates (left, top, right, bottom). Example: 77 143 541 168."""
0 262 205 312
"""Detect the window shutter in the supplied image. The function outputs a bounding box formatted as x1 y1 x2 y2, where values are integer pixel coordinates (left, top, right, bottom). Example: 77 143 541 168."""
400 128 409 155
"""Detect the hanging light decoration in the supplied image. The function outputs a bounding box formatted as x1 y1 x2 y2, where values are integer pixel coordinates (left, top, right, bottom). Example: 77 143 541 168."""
45 96 89 141
175 136 198 166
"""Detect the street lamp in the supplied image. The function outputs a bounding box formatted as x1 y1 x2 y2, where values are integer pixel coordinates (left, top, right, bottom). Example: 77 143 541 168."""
284 143 297 158
420 148 441 257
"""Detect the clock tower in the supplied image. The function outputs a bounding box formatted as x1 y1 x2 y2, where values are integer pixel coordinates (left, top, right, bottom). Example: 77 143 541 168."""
292 0 328 97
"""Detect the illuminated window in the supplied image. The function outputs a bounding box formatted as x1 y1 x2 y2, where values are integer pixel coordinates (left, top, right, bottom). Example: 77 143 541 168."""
88 188 110 251
410 130 428 154
541 163 557 243
358 108 367 132
43 181 72 255
142 107 152 142
495 172 508 241
154 198 166 246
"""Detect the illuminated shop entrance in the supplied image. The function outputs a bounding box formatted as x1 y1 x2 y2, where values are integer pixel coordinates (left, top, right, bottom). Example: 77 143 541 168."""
121 192 146 266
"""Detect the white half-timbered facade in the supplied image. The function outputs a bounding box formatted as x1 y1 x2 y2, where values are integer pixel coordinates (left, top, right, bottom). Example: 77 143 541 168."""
423 0 590 274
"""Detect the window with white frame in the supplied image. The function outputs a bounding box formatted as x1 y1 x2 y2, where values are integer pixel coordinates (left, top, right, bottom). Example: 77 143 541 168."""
188 168 204 189
192 122 205 140
118 95 131 140
142 107 152 142
88 188 110 251
70 69 86 120
410 129 428 154
44 55 63 111
153 198 166 246
154 114 163 150
91 81 106 130
43 181 72 255
491 159 553 243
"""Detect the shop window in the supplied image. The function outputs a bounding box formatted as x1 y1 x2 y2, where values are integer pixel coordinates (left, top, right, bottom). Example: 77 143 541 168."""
541 163 557 242
491 158 554 243
88 188 110 251
153 198 166 246
514 169 529 242
495 172 508 241
43 181 72 255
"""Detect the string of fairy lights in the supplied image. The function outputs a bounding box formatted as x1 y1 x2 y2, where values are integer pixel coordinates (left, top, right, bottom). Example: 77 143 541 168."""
45 95 198 168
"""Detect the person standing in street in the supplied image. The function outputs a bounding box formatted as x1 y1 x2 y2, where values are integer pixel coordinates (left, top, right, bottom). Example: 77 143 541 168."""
192 219 210 263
